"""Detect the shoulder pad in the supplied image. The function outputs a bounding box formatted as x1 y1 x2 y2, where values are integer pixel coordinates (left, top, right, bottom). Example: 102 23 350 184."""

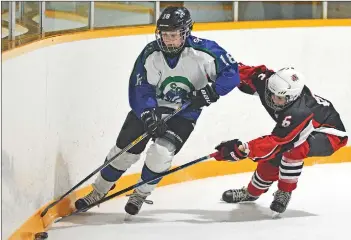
141 41 160 62
188 35 207 47
143 41 159 56
187 35 218 49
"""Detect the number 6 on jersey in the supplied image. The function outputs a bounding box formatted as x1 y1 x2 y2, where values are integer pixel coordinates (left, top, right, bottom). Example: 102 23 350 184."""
282 116 292 127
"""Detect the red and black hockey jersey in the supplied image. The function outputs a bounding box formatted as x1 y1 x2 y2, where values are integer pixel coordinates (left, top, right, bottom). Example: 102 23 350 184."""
238 63 348 162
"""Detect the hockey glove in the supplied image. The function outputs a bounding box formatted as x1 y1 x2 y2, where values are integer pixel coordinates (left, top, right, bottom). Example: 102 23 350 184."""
251 67 275 83
214 139 248 162
187 84 219 110
141 108 167 138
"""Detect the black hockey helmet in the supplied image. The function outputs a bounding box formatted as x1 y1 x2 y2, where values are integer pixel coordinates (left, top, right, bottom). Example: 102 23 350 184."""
155 6 193 54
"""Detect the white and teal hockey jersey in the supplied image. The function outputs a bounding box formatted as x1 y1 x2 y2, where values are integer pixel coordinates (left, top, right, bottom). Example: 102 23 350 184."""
129 35 240 121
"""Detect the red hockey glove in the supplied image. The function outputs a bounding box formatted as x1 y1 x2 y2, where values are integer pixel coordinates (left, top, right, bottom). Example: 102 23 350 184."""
214 139 248 162
239 63 275 84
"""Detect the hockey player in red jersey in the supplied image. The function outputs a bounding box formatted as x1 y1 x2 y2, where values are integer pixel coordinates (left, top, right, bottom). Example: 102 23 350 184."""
213 63 348 216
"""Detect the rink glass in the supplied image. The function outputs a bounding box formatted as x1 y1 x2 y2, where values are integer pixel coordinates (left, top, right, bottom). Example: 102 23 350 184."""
2 1 351 51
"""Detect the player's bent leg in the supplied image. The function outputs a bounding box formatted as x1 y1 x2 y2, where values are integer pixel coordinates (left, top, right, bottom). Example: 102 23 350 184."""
125 137 176 215
75 145 142 211
137 138 175 194
273 132 339 214
307 132 347 157
97 146 141 193
124 115 195 215
247 159 279 196
222 159 279 203
272 142 308 215
75 111 148 211
270 134 347 215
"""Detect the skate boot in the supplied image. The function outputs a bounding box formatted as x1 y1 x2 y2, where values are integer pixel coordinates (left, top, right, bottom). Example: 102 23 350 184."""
124 189 153 216
75 188 105 211
222 187 259 203
75 183 115 211
270 189 292 217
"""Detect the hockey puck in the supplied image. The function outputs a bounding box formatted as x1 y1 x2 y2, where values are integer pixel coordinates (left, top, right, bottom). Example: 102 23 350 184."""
34 232 48 239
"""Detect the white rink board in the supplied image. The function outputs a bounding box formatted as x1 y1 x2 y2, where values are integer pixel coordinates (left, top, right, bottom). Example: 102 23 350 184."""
2 26 351 239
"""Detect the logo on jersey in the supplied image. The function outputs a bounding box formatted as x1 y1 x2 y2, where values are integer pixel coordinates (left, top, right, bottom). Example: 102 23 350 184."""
159 76 195 103
193 37 202 43
258 73 267 81
135 73 143 86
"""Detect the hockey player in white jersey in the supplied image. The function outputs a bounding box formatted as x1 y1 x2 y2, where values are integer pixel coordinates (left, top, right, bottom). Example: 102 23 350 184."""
75 6 240 216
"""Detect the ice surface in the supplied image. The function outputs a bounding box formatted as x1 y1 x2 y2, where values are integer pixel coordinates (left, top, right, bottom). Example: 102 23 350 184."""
49 163 351 240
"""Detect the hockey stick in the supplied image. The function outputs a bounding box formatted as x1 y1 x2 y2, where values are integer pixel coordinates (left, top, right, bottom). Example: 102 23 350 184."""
54 152 220 223
40 102 191 217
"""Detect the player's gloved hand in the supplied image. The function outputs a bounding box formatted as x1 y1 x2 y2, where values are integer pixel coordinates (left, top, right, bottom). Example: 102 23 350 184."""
214 139 248 162
141 108 167 138
187 84 219 110
252 67 275 82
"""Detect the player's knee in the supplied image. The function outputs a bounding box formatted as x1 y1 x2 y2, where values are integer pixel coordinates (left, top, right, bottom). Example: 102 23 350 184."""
256 161 279 180
163 130 185 155
127 143 148 155
106 145 140 171
145 138 175 173
116 139 147 155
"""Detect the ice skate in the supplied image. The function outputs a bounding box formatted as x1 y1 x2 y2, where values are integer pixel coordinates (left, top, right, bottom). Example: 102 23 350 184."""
221 187 259 203
270 189 292 218
75 188 105 211
124 189 153 220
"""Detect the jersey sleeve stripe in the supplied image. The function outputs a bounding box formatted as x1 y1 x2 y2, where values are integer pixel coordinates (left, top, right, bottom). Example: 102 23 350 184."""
293 119 315 148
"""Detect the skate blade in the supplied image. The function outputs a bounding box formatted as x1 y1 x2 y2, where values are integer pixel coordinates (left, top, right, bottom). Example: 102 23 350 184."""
124 213 133 222
220 198 255 204
54 217 63 223
271 211 281 219
220 198 232 203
